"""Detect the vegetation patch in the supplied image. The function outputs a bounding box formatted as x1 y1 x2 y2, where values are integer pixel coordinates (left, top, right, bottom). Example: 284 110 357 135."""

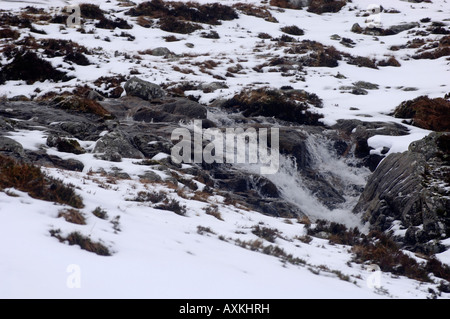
307 0 347 14
79 3 105 20
252 225 280 243
95 17 132 29
51 95 112 118
50 229 111 256
233 3 278 23
92 206 108 219
0 154 84 208
155 198 187 216
393 96 450 132
0 50 70 85
159 16 203 34
281 25 304 36
126 0 238 25
0 27 20 39
307 219 450 284
58 209 86 225
204 204 223 221
222 88 324 125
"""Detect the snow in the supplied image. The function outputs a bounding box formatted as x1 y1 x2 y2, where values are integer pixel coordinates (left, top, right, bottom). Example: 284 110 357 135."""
0 0 449 299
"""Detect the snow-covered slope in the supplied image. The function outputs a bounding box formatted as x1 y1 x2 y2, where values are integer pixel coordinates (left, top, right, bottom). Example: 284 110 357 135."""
0 0 449 299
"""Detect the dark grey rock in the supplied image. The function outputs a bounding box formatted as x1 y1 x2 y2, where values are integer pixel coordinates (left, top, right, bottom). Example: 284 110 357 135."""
354 132 450 252
94 130 144 160
139 170 163 182
0 136 24 156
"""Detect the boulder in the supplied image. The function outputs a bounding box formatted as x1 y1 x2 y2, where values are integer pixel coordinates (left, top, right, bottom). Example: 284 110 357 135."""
124 77 165 101
353 132 450 254
93 130 144 160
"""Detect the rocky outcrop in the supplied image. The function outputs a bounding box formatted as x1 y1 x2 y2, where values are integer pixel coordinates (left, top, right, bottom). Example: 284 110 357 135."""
354 132 450 254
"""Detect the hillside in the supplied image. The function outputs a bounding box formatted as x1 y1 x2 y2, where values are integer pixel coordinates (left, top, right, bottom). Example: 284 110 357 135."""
0 0 449 299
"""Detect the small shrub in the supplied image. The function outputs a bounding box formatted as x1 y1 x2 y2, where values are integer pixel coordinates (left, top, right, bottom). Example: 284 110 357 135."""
92 206 108 219
347 55 378 69
50 230 111 256
201 30 220 39
95 17 132 29
156 198 187 216
281 25 304 36
159 16 203 34
377 56 401 67
197 225 216 235
131 191 167 203
204 204 223 221
258 32 272 39
252 225 279 243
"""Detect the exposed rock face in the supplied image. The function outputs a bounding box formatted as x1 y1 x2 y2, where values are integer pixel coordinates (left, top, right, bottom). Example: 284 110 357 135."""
124 77 166 101
354 132 450 254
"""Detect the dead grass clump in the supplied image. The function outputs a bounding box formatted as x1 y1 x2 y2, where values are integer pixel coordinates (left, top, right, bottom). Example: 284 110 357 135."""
51 95 112 118
352 231 430 282
306 219 361 246
377 56 401 67
347 55 378 69
0 50 70 84
0 154 84 208
127 0 238 25
156 198 187 216
79 3 105 20
252 225 280 243
412 47 450 60
95 17 132 29
234 3 278 23
204 204 223 221
0 27 20 39
39 38 90 57
50 230 111 256
58 209 86 225
269 0 302 9
281 25 304 36
159 16 203 34
130 191 167 203
91 206 108 219
393 96 450 132
307 0 347 14
0 13 32 29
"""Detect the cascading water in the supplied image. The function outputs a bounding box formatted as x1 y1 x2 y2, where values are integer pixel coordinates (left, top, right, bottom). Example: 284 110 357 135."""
206 107 371 229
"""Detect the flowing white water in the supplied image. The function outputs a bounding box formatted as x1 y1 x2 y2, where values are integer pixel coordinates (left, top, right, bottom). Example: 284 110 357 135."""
233 131 370 230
